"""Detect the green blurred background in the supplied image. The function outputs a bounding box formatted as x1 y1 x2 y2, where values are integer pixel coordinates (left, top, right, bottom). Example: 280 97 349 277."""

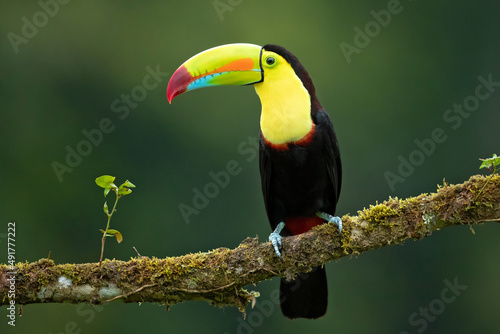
1 1 499 333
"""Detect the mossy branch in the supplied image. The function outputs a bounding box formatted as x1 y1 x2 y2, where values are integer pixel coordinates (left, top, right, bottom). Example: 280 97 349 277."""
1 174 499 313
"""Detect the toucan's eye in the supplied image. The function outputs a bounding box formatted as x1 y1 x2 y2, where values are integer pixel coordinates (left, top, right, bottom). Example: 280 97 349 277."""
265 56 276 66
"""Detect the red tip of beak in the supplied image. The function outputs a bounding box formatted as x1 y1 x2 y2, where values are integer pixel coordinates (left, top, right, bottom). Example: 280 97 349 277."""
166 65 192 103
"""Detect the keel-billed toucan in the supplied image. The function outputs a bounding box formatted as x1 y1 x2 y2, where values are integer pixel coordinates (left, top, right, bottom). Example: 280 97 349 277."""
167 44 342 319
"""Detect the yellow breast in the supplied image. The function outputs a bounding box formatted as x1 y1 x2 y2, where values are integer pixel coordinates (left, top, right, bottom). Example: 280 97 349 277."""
254 55 313 145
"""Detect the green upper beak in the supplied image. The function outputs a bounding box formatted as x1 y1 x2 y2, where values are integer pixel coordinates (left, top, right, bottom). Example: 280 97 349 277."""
166 43 263 103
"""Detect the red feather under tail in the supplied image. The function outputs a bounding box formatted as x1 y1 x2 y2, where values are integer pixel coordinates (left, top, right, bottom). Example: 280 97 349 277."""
285 215 325 235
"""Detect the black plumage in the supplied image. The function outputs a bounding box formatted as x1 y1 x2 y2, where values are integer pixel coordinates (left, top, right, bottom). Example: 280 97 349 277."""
259 45 342 319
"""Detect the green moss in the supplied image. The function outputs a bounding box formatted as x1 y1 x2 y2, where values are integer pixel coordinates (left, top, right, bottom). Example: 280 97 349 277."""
357 203 399 224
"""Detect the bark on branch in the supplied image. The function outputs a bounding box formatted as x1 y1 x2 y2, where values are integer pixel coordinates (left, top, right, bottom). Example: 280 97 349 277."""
1 174 499 313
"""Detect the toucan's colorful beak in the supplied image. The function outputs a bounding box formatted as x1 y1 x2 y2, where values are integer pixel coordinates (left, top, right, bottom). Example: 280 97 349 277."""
167 43 263 103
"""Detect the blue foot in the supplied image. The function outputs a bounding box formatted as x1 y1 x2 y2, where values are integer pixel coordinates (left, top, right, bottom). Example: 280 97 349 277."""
269 222 285 259
316 212 342 235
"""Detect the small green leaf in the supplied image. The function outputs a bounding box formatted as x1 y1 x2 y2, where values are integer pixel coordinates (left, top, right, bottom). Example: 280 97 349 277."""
95 175 116 188
104 183 118 197
480 160 492 170
100 229 117 238
106 229 123 243
479 154 500 170
118 187 133 196
118 180 135 196
103 201 109 215
121 180 136 188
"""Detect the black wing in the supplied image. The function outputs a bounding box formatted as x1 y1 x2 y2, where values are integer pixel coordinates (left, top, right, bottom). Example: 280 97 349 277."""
314 109 342 211
259 134 277 229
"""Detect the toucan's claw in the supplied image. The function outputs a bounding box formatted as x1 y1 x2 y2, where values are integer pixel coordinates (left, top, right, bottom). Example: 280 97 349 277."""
269 222 285 259
317 212 342 235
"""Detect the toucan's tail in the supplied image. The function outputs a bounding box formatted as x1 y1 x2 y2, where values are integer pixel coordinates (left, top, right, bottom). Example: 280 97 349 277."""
279 265 327 319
